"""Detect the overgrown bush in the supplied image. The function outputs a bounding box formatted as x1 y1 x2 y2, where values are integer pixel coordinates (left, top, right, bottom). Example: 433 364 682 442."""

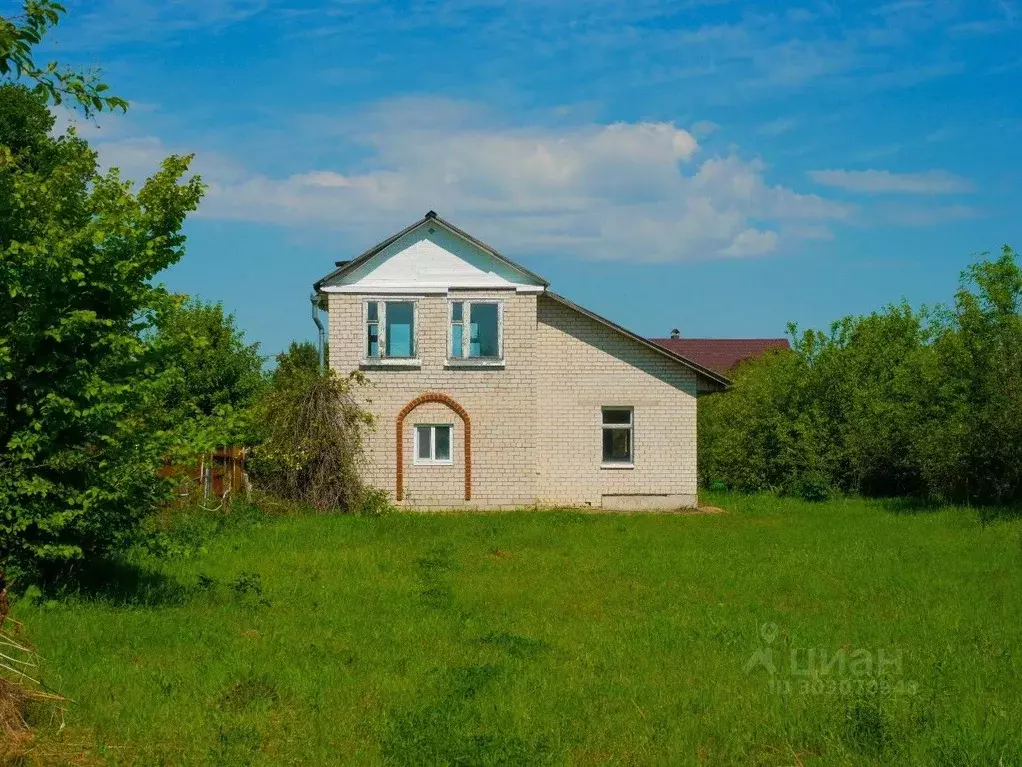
700 246 1022 507
247 343 375 512
789 472 831 503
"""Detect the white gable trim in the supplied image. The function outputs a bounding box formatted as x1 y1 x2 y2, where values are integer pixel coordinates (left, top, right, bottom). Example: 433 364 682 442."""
321 283 545 295
334 223 542 291
317 215 548 294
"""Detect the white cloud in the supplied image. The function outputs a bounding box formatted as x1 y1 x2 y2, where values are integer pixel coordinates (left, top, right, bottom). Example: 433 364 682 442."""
808 169 974 194
721 229 779 257
77 99 851 262
50 104 125 139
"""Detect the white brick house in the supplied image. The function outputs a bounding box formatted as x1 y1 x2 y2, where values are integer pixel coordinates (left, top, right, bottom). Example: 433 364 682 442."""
314 211 728 510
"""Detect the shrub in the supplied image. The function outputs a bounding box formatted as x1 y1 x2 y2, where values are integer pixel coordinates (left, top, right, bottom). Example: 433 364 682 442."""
357 487 394 517
247 345 374 512
789 473 831 503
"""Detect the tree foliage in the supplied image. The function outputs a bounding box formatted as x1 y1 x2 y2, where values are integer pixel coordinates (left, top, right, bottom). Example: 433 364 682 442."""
700 246 1022 506
0 84 203 576
1 1 126 114
271 340 321 384
150 297 266 456
155 298 265 420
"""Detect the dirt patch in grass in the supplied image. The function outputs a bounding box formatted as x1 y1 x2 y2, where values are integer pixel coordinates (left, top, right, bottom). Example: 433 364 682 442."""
696 505 727 514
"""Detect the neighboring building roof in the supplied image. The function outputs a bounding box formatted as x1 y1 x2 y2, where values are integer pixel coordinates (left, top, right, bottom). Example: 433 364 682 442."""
314 211 550 291
547 292 731 389
649 337 791 375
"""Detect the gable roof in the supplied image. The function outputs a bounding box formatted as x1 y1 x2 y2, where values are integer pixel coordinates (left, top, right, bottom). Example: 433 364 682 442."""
649 337 791 375
547 292 732 389
311 212 730 389
314 211 550 291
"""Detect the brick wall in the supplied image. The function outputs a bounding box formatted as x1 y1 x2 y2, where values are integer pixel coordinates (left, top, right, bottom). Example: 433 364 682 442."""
327 290 699 510
533 295 699 508
328 289 537 509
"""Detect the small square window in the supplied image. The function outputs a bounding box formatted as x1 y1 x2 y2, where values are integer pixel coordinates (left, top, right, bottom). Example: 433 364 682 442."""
414 424 454 465
365 300 417 361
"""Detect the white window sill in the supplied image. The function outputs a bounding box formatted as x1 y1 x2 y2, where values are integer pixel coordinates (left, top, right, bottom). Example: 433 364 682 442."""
444 358 505 369
360 358 421 369
601 462 635 470
413 460 454 467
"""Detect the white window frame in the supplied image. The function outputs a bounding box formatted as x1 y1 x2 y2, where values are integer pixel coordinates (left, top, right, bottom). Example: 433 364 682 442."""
601 406 634 469
362 298 420 366
447 299 504 365
413 423 454 466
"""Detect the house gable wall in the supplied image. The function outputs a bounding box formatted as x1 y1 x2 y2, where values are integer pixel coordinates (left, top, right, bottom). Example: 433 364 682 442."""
327 289 538 509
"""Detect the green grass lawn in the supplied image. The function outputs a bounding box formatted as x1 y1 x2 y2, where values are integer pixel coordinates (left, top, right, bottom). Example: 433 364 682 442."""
11 494 1022 765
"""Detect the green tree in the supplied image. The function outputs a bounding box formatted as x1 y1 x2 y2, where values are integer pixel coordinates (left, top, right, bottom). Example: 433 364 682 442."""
699 247 1022 507
0 84 203 576
914 247 1022 504
154 297 266 423
1 1 126 114
271 340 321 384
148 298 267 464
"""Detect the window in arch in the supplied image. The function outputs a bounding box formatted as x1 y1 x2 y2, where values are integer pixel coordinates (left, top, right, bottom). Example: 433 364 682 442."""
414 424 453 465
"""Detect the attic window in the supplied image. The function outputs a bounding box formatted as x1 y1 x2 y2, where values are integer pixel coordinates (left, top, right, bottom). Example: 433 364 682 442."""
448 301 502 363
365 300 417 360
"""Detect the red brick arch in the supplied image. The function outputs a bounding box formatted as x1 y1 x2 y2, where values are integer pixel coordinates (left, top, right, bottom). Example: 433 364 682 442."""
396 393 471 502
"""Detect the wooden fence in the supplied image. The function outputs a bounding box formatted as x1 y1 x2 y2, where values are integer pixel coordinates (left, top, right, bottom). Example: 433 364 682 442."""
159 447 248 503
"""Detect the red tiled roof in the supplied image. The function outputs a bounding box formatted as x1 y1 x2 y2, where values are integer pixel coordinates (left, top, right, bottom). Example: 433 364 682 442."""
649 337 791 375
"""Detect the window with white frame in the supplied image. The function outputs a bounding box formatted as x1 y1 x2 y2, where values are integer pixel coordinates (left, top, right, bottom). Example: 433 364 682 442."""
414 424 453 465
449 301 502 360
364 300 416 359
601 407 633 465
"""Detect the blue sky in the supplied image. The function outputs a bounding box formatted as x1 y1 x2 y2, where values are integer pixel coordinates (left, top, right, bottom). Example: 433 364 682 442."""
40 0 1022 357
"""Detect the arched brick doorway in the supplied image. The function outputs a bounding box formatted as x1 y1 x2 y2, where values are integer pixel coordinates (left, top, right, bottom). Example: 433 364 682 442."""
396 393 471 501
